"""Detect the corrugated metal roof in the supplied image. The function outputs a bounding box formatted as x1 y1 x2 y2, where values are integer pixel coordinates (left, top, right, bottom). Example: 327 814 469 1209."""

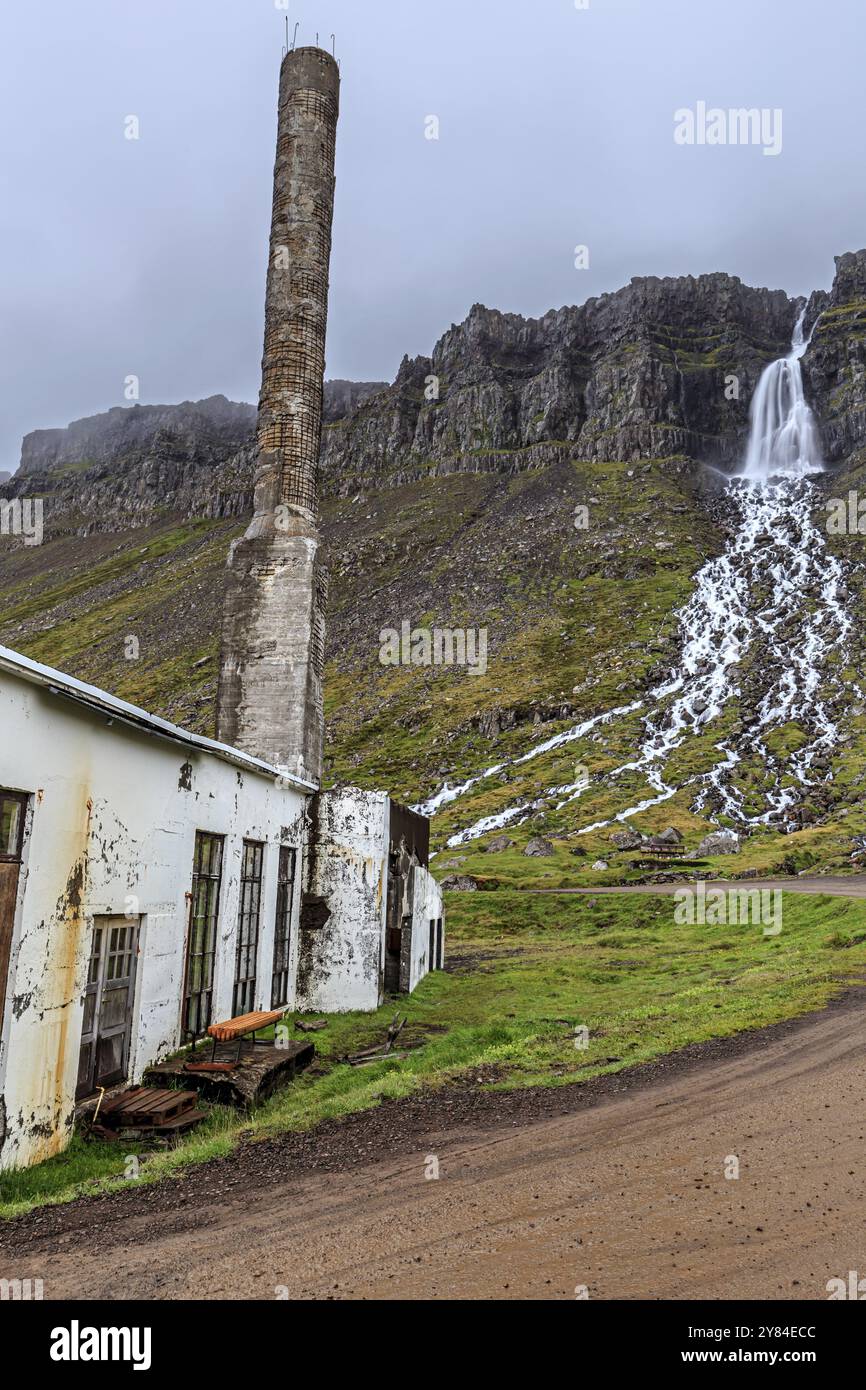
0 643 317 793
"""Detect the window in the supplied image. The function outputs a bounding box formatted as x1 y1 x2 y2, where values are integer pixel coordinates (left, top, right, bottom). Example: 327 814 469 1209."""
271 846 297 1007
183 831 224 1039
233 840 264 1016
0 792 26 863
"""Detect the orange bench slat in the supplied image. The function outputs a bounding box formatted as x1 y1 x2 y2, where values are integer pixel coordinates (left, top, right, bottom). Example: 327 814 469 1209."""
207 1008 285 1042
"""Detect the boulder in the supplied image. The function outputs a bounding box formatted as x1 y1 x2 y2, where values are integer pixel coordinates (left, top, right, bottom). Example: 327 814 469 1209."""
484 834 515 853
657 827 683 845
440 874 479 891
609 828 642 850
524 838 554 857
591 859 609 870
697 830 740 856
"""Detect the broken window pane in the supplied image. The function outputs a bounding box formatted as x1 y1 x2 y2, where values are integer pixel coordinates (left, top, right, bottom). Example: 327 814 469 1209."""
0 795 24 859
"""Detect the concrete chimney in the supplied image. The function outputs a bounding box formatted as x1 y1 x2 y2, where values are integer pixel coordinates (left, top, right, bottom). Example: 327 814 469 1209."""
216 47 339 783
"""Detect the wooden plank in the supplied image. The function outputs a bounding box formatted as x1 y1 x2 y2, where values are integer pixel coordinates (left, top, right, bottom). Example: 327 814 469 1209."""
349 1051 411 1067
153 1109 208 1133
120 1092 156 1114
0 862 20 1040
122 1091 170 1117
207 1008 285 1041
109 1088 198 1126
101 1088 148 1115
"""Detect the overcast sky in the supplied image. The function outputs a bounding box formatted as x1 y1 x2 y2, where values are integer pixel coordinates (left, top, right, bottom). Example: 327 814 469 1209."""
1 0 864 471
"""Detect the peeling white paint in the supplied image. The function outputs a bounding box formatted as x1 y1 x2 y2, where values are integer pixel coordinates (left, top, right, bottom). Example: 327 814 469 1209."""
0 664 443 1172
297 788 443 1013
0 668 307 1171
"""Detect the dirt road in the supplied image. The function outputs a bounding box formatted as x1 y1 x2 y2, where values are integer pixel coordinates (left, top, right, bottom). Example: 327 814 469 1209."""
3 988 866 1300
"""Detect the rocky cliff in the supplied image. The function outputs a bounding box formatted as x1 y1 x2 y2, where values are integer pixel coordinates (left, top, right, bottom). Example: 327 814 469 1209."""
6 253 866 536
803 251 866 466
321 273 797 494
4 385 384 530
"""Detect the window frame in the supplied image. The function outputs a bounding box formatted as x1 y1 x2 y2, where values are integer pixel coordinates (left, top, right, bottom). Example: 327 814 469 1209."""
271 845 297 1008
0 791 28 864
233 839 265 1017
183 830 225 1040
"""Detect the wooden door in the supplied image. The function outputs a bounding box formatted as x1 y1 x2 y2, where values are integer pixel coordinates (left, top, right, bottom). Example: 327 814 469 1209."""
0 791 27 1037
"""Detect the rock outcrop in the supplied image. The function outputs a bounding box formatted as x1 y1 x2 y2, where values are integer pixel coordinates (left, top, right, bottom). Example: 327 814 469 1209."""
2 266 817 534
320 275 797 495
697 830 740 856
16 395 255 477
802 250 866 466
8 255 866 539
524 837 554 857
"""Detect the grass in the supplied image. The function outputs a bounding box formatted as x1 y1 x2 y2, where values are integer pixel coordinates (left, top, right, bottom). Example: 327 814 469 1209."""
321 456 720 824
3 888 866 1220
7 459 857 875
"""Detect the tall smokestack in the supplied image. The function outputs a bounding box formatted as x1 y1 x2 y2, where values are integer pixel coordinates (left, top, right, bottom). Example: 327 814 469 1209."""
216 47 339 783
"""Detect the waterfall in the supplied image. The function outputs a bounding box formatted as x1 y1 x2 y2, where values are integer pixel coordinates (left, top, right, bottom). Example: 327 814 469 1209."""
739 305 823 479
422 302 854 846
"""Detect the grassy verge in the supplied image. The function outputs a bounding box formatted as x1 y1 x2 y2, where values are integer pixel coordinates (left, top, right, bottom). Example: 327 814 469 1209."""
3 889 866 1220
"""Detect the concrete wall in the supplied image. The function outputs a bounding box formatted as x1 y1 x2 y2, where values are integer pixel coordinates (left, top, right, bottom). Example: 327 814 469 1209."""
297 788 388 1014
297 788 443 1014
0 670 308 1171
407 867 444 994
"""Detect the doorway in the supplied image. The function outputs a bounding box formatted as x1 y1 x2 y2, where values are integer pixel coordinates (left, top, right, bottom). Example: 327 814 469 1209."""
76 915 140 1099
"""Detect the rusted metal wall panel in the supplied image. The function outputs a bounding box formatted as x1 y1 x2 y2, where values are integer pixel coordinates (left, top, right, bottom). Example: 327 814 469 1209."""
389 800 430 867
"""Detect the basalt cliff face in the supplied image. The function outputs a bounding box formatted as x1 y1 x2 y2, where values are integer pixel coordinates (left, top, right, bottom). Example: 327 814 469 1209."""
320 272 797 493
803 251 866 466
5 383 386 528
5 253 866 531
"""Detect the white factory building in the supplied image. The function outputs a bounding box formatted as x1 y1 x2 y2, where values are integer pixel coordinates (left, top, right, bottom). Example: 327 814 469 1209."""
0 646 442 1171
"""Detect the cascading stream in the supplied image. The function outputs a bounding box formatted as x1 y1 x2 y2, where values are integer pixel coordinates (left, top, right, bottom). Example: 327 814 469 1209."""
421 306 855 848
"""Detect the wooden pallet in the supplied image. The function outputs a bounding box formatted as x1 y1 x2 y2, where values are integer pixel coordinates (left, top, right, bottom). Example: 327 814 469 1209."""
90 1109 208 1143
100 1086 199 1129
143 1108 208 1135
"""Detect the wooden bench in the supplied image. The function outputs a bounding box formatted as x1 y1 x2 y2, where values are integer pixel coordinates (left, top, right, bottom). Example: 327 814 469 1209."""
204 1008 287 1064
